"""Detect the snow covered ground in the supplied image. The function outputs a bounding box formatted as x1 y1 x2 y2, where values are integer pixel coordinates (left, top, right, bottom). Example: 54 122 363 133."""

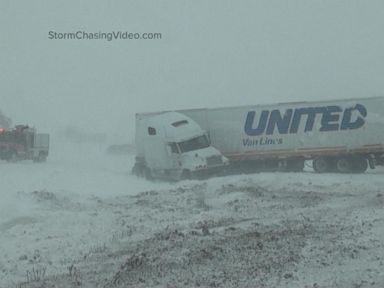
1 142 384 288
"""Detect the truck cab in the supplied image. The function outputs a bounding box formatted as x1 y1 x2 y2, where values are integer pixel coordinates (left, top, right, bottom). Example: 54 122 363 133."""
0 125 49 162
133 112 228 180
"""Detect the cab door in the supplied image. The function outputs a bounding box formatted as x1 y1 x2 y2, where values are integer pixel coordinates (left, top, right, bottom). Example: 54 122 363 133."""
166 142 180 169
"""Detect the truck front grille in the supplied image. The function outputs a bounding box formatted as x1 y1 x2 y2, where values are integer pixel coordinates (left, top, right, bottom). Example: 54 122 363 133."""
207 155 223 166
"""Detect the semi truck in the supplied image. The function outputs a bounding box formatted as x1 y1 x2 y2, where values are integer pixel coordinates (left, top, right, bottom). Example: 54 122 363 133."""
133 97 384 180
132 112 229 180
0 125 49 162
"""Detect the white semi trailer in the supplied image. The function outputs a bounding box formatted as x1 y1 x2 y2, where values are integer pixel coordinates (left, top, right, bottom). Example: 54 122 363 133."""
133 97 384 179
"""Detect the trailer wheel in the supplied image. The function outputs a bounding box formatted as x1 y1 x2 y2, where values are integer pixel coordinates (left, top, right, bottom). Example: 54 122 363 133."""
313 157 329 173
336 158 352 173
351 157 368 173
131 163 143 176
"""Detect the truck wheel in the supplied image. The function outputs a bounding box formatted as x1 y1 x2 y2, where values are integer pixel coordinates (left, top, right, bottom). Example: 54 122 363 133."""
144 167 153 180
6 151 17 163
336 158 352 173
132 163 147 177
38 153 47 162
131 163 140 176
351 157 368 173
33 153 47 163
313 157 329 173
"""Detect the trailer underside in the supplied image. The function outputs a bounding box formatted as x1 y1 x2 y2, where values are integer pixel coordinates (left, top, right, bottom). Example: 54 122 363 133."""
226 146 384 174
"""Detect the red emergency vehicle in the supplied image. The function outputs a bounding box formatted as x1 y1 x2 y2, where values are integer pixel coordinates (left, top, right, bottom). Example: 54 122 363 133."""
0 125 49 162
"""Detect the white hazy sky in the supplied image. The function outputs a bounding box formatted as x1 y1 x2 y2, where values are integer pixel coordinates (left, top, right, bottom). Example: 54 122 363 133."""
1 0 384 140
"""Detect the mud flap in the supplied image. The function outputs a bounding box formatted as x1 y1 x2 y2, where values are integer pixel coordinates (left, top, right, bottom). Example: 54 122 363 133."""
368 158 375 169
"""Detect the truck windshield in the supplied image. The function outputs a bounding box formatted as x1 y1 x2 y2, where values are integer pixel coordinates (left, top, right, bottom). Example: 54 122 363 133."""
178 135 210 153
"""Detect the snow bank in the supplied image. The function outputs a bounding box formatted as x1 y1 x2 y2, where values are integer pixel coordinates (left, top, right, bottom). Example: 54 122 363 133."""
1 143 384 287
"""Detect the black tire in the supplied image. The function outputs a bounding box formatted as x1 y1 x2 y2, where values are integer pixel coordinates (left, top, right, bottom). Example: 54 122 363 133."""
131 163 141 176
351 157 368 173
38 154 47 162
336 158 352 173
33 152 47 163
313 157 329 173
144 167 153 180
6 151 18 163
132 161 147 177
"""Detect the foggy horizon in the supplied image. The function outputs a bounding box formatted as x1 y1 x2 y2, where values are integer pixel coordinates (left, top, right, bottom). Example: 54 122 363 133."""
1 0 384 141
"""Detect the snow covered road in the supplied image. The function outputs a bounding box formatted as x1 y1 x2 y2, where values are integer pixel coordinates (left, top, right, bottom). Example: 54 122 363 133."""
1 143 384 287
